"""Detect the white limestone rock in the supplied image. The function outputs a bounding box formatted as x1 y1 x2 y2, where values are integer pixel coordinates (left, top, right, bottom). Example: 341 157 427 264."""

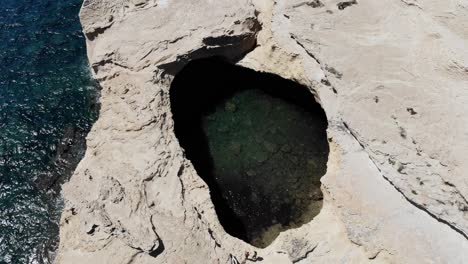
56 0 468 263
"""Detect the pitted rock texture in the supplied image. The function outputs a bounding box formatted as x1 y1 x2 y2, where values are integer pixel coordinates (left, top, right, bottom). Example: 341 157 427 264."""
56 0 468 263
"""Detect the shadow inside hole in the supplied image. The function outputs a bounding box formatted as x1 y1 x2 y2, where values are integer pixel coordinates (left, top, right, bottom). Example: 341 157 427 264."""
170 57 329 247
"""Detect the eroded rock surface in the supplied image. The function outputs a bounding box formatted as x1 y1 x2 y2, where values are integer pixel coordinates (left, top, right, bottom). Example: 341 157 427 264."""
56 0 468 263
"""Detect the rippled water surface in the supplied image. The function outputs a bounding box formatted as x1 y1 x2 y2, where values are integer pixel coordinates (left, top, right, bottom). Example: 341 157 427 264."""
0 0 98 263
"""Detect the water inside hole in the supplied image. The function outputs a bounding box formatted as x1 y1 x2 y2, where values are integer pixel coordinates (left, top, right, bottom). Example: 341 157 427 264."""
170 58 329 247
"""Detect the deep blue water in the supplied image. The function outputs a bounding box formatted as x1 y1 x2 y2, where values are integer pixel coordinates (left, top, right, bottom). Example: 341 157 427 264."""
0 0 98 263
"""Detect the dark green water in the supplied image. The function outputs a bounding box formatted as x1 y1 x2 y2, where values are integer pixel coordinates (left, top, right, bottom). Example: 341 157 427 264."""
171 58 329 247
0 0 98 263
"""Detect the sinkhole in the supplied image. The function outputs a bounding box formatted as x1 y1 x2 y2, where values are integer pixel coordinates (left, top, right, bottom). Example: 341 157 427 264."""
170 57 330 247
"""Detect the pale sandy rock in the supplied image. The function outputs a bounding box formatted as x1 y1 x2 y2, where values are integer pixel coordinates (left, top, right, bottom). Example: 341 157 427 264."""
56 0 468 263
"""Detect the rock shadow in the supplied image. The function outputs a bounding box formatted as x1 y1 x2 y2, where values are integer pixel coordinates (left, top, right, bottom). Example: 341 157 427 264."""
170 57 329 247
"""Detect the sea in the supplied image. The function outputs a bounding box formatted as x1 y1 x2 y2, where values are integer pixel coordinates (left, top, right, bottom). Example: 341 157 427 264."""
0 0 98 263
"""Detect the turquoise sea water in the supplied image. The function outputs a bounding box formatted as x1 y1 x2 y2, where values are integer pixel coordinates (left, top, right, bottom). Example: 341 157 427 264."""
0 0 98 263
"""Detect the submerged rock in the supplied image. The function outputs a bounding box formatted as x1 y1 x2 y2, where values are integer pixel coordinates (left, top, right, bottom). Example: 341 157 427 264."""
170 74 329 246
225 102 237 112
229 142 242 156
263 141 278 153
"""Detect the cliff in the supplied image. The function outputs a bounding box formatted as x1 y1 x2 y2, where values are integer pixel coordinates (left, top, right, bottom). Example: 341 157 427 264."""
56 0 468 263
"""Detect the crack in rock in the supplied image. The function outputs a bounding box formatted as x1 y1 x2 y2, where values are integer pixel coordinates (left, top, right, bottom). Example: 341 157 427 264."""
290 34 339 94
341 121 468 241
292 244 318 263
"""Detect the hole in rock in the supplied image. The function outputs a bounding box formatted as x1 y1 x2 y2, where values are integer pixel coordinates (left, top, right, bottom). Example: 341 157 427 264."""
170 58 329 247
